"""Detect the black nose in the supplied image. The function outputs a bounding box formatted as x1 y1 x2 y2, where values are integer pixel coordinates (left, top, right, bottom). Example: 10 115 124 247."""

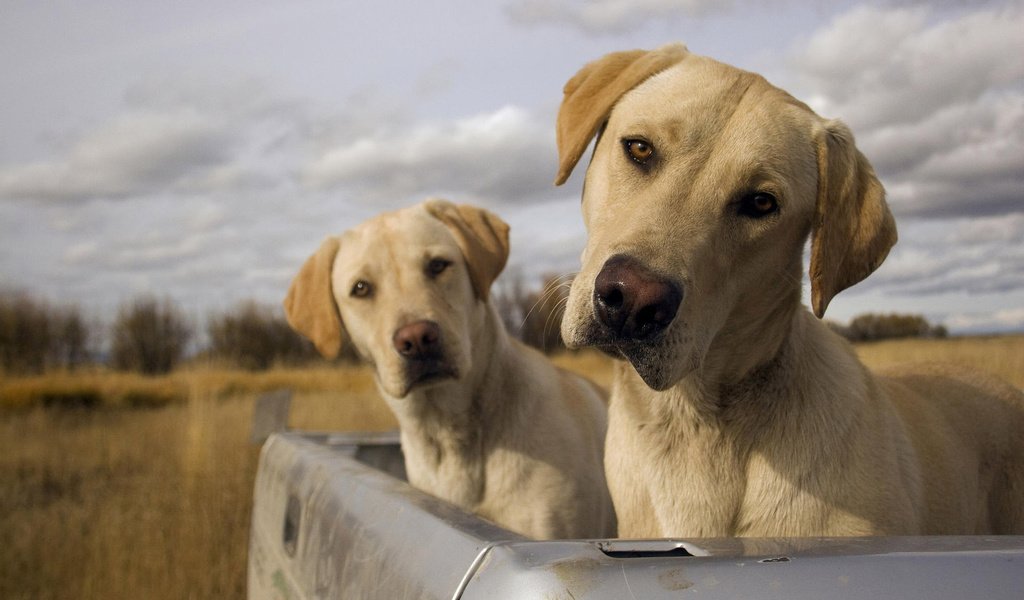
392 320 442 360
594 255 682 340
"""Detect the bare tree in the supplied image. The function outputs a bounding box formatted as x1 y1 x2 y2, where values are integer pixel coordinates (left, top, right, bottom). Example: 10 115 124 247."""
841 313 948 342
0 292 51 373
493 272 572 354
0 291 95 373
110 296 192 374
207 301 318 370
53 305 92 370
493 270 529 339
519 274 571 353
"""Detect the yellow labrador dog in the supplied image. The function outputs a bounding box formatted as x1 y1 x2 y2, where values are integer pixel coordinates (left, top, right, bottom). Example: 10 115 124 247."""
284 199 615 540
556 44 1024 537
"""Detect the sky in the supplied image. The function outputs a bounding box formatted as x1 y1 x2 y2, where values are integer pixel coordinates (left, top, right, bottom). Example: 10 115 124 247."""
1 0 1022 335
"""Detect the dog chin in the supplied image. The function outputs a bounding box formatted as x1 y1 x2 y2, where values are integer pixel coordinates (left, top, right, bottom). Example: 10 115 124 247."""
570 321 684 391
391 363 459 398
614 344 680 391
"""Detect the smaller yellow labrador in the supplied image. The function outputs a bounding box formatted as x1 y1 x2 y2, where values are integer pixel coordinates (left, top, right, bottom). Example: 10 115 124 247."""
556 44 1024 537
284 199 615 540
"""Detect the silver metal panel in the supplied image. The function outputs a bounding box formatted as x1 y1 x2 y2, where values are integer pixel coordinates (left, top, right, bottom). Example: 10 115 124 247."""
247 432 525 600
248 432 1024 599
461 537 1024 599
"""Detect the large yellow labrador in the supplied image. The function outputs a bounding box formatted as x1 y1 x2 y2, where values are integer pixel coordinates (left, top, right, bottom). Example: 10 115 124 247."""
284 199 615 540
556 44 1024 537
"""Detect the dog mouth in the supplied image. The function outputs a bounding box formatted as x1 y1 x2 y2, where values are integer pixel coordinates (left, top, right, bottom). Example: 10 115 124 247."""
578 324 677 391
400 359 458 395
599 339 676 391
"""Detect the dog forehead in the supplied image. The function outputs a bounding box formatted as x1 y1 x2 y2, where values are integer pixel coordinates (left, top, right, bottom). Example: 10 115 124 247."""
612 56 816 152
335 205 460 268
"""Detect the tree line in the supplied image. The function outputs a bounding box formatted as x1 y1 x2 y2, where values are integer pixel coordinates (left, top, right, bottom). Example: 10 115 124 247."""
827 313 948 342
1 282 947 375
0 292 324 375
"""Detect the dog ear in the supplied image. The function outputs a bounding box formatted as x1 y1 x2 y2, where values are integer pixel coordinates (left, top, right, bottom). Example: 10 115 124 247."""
424 199 510 301
809 120 897 318
283 236 346 359
555 43 690 186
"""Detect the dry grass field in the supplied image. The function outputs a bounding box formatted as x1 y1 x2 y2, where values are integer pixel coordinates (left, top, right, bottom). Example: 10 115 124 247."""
1 335 1021 599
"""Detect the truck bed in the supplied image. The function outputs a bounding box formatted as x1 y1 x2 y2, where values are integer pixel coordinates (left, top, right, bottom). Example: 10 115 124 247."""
248 431 1024 599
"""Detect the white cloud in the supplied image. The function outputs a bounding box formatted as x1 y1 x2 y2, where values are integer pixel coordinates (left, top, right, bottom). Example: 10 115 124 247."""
506 0 731 33
0 75 316 203
789 3 1024 221
945 307 1024 334
846 216 1024 298
301 105 558 206
795 3 1024 130
0 111 232 201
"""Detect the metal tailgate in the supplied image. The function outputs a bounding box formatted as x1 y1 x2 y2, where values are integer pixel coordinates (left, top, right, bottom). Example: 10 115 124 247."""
248 432 1024 599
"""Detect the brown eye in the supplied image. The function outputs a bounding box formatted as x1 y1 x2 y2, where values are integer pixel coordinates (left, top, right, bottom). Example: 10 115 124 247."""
738 192 779 219
623 139 655 165
351 280 373 298
426 258 451 278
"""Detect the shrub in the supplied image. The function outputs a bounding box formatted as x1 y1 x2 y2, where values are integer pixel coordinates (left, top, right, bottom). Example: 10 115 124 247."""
494 272 570 353
110 297 192 375
843 313 948 342
0 291 94 374
207 302 319 370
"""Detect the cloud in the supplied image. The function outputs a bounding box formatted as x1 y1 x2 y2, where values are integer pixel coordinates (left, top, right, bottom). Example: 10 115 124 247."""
846 215 1024 298
0 111 233 202
945 307 1024 334
795 4 1024 129
0 75 312 203
301 105 559 206
788 3 1024 220
505 0 730 33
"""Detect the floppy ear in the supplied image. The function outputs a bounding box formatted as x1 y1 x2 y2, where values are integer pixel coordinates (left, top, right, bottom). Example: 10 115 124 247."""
809 120 897 318
283 236 345 359
424 199 510 301
555 43 690 185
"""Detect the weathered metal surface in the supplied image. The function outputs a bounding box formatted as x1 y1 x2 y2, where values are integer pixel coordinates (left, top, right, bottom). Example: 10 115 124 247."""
461 536 1024 599
248 431 525 600
249 389 292 444
248 432 1024 599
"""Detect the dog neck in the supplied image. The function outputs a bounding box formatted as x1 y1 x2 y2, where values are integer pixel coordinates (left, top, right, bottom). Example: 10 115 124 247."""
382 302 515 507
707 260 803 379
659 261 817 420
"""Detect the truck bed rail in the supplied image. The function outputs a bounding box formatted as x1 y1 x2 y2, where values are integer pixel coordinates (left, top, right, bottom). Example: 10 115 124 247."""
249 432 1024 599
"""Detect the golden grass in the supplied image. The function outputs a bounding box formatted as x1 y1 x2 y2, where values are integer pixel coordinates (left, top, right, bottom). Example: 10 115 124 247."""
0 396 258 599
854 335 1024 389
555 336 1024 390
0 365 395 600
551 349 618 389
0 336 1019 599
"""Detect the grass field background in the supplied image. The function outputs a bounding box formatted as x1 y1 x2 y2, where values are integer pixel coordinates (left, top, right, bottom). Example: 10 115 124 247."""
1 336 1022 599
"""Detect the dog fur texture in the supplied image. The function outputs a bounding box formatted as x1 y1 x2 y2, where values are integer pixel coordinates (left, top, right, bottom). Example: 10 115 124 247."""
284 199 615 540
556 43 1024 537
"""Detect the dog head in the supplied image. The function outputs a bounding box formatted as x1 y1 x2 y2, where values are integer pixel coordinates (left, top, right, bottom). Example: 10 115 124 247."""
284 199 510 398
556 44 896 390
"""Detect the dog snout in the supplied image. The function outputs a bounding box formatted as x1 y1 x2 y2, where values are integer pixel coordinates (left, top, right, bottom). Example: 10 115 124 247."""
594 255 682 341
392 320 443 360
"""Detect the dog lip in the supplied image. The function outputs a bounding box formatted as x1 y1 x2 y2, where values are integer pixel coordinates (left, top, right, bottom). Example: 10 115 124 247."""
601 338 678 390
402 360 458 393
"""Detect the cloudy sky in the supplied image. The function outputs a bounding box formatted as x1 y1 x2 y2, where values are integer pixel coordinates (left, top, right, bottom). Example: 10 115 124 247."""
1 0 1022 334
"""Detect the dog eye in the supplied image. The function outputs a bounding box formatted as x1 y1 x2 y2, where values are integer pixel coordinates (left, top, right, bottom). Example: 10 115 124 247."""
738 192 779 218
426 258 452 278
350 280 373 298
623 139 655 165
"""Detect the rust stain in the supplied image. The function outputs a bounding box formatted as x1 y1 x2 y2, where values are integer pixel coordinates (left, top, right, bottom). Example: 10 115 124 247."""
658 567 694 591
